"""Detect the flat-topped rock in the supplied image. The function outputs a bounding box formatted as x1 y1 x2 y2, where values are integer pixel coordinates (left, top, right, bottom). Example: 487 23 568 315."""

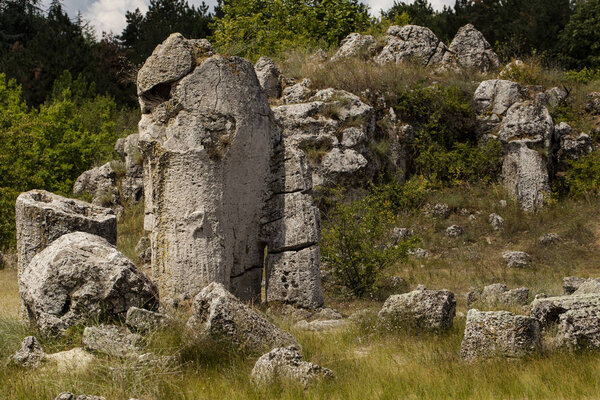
531 293 600 326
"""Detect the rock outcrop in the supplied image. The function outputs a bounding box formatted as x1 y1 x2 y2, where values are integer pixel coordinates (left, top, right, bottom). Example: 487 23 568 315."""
531 293 600 327
502 250 531 268
443 24 500 72
467 284 529 308
251 346 334 387
473 79 523 134
137 34 323 307
255 56 282 98
557 306 600 350
331 33 376 61
126 306 168 333
20 232 158 335
461 309 542 361
114 133 144 204
73 162 119 207
10 336 46 368
15 190 117 275
375 25 449 66
83 325 143 358
378 287 456 331
187 282 299 354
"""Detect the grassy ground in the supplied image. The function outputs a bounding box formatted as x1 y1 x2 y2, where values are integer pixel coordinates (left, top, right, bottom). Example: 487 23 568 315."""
2 185 600 399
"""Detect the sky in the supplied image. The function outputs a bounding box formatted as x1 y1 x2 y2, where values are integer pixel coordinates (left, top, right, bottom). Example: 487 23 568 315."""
43 0 456 37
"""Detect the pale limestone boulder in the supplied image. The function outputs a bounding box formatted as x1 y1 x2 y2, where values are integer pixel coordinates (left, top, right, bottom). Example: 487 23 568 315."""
488 213 504 230
445 225 464 238
126 306 168 333
255 56 282 98
331 33 376 61
45 348 96 372
498 101 554 148
563 277 600 294
443 24 500 72
502 250 531 268
115 134 144 204
375 25 449 66
557 306 600 349
83 325 143 358
187 283 299 354
15 190 116 275
20 232 158 335
467 284 529 308
294 319 350 332
251 346 334 387
573 280 600 295
531 293 600 326
73 162 119 207
501 143 550 212
10 336 45 368
474 80 522 116
282 79 313 104
378 287 456 331
461 309 541 361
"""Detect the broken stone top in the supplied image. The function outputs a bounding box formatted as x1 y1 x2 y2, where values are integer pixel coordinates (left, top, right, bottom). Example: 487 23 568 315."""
17 190 115 223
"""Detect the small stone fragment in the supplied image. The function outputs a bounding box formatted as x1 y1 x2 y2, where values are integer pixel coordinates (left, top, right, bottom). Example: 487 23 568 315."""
489 213 504 230
502 251 531 268
10 336 45 368
445 225 464 238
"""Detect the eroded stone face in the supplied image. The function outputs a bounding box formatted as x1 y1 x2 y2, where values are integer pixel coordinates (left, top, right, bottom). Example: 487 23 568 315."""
138 35 323 308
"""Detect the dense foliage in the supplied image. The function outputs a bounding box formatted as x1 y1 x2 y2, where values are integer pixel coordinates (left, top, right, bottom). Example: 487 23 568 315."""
0 74 137 247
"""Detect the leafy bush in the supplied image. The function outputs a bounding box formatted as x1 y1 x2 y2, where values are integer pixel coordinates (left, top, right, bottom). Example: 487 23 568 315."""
211 0 372 59
321 180 426 297
0 73 138 248
557 150 600 198
565 67 600 84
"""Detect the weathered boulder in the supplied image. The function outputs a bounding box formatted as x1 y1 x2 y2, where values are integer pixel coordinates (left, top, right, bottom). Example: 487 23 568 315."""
126 306 168 333
540 87 568 108
331 33 376 61
55 393 106 400
255 56 282 98
585 92 600 115
294 319 350 332
20 232 158 335
559 132 593 161
135 236 151 264
15 190 117 275
488 213 504 230
473 79 522 134
563 276 600 295
423 203 450 219
530 293 600 326
45 348 96 372
375 25 449 66
138 39 277 304
501 143 550 212
273 88 375 187
502 250 531 268
83 325 143 358
10 336 45 368
114 134 144 204
498 101 554 148
73 162 119 207
557 306 600 350
539 233 560 246
282 79 313 104
251 346 334 387
445 225 464 238
378 287 456 331
443 24 500 72
467 284 529 307
186 282 299 353
573 280 600 295
407 248 430 258
460 309 542 361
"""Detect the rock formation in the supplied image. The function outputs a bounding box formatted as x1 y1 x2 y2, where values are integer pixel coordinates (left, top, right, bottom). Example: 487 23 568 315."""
114 133 145 204
15 190 117 275
467 284 529 308
186 282 299 354
73 162 119 207
331 33 376 61
137 33 323 307
19 232 158 335
254 56 282 98
376 25 450 66
442 24 500 72
461 310 542 361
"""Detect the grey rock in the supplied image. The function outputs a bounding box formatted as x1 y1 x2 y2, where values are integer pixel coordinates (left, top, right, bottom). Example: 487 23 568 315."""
10 336 45 368
443 24 500 72
539 233 560 246
407 248 430 258
531 293 600 326
83 325 143 358
563 276 593 295
73 162 119 207
312 307 343 321
331 33 376 61
501 143 550 212
282 79 313 104
255 56 282 98
20 232 158 335
559 132 593 161
378 287 456 332
460 309 541 361
445 225 464 238
45 347 96 372
294 319 350 332
467 284 529 307
116 134 144 204
137 33 194 96
557 306 600 349
375 25 449 66
502 251 531 268
251 346 334 387
542 87 568 108
473 79 522 133
573 280 600 295
126 307 168 333
488 213 504 230
585 92 600 115
424 203 450 219
55 393 106 400
186 282 299 354
392 227 414 243
135 236 151 264
498 101 554 148
16 190 116 276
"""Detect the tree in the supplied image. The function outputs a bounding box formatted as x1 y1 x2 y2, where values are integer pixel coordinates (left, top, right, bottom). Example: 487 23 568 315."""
560 0 600 69
120 0 213 65
211 0 372 58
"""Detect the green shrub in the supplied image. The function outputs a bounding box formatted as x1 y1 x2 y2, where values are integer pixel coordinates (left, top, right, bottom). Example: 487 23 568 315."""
565 67 600 84
321 180 425 297
557 150 600 198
